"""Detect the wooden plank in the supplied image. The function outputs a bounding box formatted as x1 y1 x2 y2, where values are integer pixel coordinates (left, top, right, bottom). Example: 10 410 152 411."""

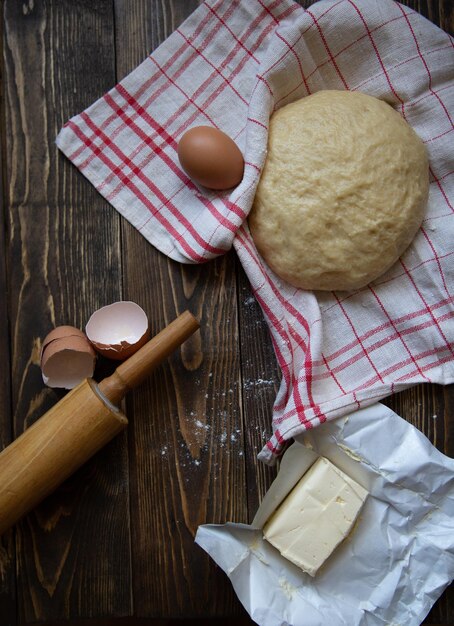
237 262 280 520
125 251 247 617
113 0 248 618
0 100 17 626
383 384 454 456
3 0 131 622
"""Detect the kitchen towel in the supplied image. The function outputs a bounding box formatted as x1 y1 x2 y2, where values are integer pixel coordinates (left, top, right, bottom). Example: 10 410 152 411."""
56 0 454 463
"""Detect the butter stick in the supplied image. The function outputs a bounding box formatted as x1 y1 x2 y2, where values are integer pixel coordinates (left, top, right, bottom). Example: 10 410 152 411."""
263 456 368 576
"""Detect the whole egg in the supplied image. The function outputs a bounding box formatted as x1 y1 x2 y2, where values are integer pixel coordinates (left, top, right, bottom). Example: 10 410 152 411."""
177 126 244 190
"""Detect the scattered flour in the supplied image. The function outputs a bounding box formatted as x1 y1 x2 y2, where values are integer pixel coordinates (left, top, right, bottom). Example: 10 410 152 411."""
157 373 275 469
244 295 256 306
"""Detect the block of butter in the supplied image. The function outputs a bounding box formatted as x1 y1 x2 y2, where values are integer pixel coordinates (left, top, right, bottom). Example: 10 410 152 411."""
263 456 368 576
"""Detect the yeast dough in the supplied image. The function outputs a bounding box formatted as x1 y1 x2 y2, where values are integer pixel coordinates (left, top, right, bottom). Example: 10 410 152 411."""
249 90 429 291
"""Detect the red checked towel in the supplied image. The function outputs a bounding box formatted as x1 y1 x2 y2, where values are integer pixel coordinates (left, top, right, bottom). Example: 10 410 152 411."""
57 0 454 463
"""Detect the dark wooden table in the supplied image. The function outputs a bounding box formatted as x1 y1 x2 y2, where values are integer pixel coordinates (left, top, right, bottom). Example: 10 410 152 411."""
0 1 453 625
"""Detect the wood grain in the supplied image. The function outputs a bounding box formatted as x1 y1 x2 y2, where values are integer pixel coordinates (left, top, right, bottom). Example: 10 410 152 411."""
0 68 17 626
236 261 281 520
123 253 247 618
3 0 131 621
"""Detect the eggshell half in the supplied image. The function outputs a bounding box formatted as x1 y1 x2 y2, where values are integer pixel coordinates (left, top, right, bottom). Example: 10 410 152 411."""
41 335 96 389
85 301 150 361
41 325 88 361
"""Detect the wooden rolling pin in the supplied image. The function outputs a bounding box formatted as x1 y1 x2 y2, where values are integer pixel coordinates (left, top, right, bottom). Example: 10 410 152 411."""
0 311 199 536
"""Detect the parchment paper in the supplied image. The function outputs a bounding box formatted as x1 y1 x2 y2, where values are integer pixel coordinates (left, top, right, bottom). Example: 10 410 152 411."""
196 403 454 626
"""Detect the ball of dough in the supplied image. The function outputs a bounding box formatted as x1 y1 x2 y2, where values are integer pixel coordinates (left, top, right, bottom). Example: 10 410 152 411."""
249 90 429 291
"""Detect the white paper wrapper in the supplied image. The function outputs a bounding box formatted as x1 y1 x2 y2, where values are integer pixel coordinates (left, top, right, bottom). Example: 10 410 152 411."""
196 403 454 626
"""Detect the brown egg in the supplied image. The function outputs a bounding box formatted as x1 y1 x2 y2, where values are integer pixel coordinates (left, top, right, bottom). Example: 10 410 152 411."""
177 126 244 190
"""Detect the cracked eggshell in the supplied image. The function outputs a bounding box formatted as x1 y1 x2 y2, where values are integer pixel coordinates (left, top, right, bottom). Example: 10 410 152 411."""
41 325 88 360
41 332 96 389
85 301 150 361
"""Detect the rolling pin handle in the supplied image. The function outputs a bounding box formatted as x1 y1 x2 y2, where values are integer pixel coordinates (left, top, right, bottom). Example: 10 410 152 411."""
98 310 199 405
97 371 130 406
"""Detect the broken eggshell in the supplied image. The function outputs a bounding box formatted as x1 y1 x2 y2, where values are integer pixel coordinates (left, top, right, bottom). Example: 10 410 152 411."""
85 301 150 361
40 328 96 389
41 325 88 358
